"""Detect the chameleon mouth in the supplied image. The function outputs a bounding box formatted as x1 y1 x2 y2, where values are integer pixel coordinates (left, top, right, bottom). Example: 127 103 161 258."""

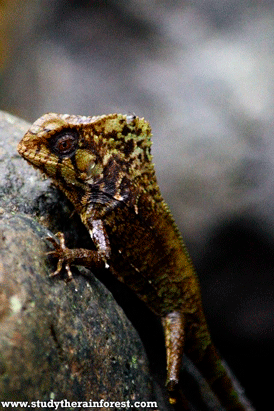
18 138 82 188
18 142 58 170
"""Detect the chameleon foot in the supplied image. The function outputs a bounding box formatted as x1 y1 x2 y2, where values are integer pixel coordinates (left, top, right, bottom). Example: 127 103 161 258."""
46 232 73 281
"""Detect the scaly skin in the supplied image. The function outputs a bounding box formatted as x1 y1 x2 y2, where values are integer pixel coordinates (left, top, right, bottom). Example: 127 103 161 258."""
18 113 253 410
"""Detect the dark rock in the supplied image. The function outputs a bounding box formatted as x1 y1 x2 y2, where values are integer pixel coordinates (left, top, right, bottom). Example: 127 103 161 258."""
0 213 155 403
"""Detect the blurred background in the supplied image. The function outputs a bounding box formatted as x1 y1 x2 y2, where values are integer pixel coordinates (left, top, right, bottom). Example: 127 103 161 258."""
1 1 273 408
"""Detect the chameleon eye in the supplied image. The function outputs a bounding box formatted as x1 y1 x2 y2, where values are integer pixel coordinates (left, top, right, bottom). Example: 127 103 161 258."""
51 131 78 158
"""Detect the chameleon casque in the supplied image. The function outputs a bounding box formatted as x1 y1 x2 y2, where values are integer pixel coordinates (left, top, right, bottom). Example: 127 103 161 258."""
18 113 252 410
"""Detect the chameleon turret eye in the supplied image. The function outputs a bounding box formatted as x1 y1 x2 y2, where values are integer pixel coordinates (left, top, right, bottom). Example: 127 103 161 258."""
51 130 78 158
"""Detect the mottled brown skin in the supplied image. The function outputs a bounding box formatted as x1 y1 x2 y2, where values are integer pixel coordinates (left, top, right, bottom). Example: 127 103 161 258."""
18 113 251 410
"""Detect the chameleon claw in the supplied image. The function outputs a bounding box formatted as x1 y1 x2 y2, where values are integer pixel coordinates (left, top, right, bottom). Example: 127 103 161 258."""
64 263 73 282
49 255 64 277
56 231 66 246
45 235 60 255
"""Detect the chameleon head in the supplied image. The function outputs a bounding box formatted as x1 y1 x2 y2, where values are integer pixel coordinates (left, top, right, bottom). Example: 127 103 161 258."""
17 113 104 186
18 112 153 209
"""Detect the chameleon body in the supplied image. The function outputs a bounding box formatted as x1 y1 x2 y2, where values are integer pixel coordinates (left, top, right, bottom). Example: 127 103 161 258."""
18 113 250 409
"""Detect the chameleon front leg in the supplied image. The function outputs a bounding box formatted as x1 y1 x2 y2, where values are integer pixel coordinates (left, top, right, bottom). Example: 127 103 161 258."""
46 219 111 281
162 311 185 404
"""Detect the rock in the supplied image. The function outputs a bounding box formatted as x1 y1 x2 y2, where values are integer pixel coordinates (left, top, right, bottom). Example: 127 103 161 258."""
0 213 156 402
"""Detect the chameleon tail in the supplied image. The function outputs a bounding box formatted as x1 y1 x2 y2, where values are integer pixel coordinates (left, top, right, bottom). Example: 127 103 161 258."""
187 333 255 411
162 310 254 409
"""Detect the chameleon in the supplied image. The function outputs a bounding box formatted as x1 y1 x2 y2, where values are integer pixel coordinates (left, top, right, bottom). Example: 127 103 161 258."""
18 113 253 410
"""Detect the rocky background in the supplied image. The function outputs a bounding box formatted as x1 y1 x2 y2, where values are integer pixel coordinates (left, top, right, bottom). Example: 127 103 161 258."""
1 1 273 409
